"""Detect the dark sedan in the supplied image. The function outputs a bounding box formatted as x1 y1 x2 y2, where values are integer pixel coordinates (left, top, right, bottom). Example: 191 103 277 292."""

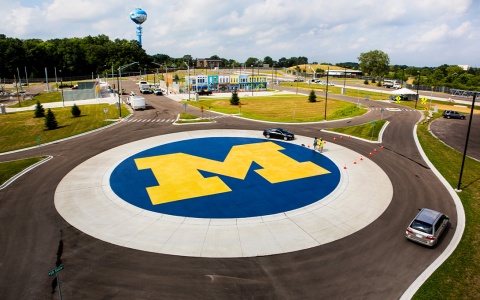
263 128 295 140
197 89 212 96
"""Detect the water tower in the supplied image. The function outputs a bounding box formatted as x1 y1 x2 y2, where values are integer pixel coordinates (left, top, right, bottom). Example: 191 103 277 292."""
130 8 148 46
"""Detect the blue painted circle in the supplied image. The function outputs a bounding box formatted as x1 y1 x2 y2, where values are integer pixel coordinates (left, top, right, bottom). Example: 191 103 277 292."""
110 137 340 218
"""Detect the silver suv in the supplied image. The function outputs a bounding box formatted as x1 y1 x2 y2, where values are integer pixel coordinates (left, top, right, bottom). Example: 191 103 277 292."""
405 208 449 247
442 110 466 119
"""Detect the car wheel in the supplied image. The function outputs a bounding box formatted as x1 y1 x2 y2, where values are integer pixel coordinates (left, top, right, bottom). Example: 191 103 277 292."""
265 134 270 139
447 116 451 119
461 116 465 120
284 136 288 141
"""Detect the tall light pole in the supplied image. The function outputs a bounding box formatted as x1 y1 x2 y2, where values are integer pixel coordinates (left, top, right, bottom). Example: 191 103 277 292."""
118 61 138 118
456 92 478 191
325 67 330 121
251 65 254 96
165 65 169 94
16 67 23 92
54 67 58 91
415 71 420 109
271 64 274 88
184 61 190 101
24 66 29 87
59 69 64 107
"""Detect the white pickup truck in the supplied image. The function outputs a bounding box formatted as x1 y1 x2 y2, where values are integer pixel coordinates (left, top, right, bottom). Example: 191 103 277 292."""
127 95 146 110
384 82 401 89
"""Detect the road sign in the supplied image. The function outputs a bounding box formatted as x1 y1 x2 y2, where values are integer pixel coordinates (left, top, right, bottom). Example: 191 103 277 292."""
395 96 401 103
421 97 427 104
48 265 64 276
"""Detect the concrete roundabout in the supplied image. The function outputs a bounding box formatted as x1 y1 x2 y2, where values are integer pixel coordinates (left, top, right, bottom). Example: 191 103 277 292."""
54 129 392 258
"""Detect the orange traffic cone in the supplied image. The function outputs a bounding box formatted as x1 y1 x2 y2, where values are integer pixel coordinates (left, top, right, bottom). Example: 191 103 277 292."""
369 152 373 157
343 164 347 169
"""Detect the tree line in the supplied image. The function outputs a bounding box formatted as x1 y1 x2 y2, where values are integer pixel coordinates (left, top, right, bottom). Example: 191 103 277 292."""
1 34 479 90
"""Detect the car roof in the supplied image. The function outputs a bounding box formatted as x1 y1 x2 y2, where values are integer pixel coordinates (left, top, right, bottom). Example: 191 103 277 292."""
416 208 442 224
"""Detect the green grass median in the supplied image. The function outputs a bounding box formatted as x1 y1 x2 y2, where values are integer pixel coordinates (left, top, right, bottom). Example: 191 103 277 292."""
0 104 125 153
413 119 480 299
184 94 366 122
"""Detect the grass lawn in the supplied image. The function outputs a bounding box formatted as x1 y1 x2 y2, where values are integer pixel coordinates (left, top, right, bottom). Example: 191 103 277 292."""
0 104 125 153
280 82 392 101
325 119 387 141
185 94 366 122
413 118 480 299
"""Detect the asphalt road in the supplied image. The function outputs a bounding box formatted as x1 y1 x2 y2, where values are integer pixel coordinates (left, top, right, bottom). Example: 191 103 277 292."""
430 115 480 161
0 79 459 299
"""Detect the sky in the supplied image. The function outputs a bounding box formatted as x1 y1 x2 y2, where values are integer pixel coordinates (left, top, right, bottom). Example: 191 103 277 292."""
1 0 479 67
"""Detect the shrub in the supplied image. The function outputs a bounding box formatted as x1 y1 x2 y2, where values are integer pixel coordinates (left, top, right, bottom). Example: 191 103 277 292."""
34 101 45 118
364 79 369 85
71 103 81 117
372 78 376 83
308 90 317 102
376 81 382 87
230 89 240 105
44 108 58 130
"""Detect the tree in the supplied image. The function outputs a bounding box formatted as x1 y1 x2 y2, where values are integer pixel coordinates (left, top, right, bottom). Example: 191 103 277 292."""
245 57 259 67
71 103 81 117
230 89 240 105
263 56 274 67
358 50 390 77
34 101 45 118
44 108 58 130
308 90 317 102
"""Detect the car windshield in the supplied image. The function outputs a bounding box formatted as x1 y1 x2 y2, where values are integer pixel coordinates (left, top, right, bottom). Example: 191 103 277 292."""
411 220 433 234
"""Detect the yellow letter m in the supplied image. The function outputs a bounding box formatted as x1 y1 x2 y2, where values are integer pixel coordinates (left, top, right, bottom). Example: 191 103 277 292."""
134 142 330 205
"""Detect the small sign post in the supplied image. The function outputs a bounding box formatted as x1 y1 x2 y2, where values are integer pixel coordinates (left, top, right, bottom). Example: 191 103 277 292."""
48 265 64 299
103 107 108 120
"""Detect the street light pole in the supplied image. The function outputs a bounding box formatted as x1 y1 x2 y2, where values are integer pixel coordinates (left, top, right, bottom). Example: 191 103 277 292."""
24 66 29 87
415 71 420 109
54 67 58 91
184 61 190 101
118 61 139 118
251 65 254 96
325 67 330 121
456 92 477 191
16 67 22 92
59 69 64 107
